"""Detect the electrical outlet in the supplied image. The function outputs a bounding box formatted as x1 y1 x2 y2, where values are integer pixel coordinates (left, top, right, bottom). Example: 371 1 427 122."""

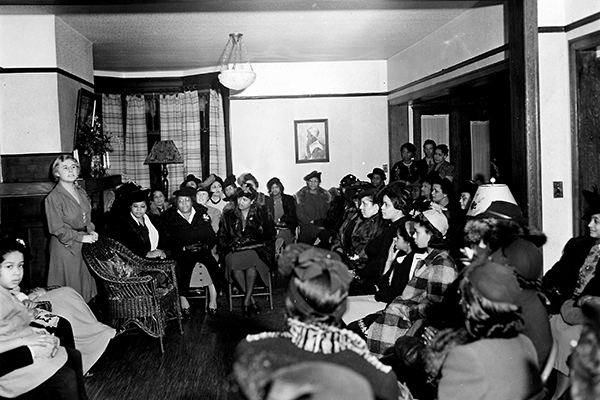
553 181 563 198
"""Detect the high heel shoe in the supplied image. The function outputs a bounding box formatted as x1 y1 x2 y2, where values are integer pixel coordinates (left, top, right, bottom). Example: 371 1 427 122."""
241 304 249 317
249 302 261 315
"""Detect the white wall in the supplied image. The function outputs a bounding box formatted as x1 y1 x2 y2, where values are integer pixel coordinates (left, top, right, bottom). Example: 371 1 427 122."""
229 61 389 192
538 0 600 270
387 3 506 92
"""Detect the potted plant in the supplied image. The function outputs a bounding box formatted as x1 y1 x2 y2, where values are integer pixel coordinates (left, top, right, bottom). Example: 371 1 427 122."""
76 116 113 177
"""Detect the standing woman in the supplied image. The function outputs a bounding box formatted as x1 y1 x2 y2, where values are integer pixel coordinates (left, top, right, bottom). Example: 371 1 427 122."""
219 186 276 316
430 144 455 182
45 155 98 303
294 170 331 244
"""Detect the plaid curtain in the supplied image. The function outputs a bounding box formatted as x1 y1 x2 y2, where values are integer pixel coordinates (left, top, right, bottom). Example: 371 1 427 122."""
101 94 125 177
160 90 202 189
209 89 227 178
125 95 150 188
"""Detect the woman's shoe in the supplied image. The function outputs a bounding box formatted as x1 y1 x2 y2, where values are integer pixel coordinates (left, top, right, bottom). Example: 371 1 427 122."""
208 308 217 316
241 304 250 317
181 307 192 319
249 302 261 315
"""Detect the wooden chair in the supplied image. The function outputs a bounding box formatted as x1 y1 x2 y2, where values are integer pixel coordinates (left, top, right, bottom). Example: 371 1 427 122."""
228 271 274 312
82 237 183 353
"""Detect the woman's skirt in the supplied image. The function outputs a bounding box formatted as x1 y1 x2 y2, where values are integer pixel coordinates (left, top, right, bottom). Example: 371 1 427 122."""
550 313 583 375
225 250 270 287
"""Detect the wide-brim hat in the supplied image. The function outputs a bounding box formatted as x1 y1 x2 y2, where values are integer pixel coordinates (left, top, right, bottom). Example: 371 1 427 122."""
367 167 387 181
173 186 196 198
490 238 543 282
304 170 322 182
464 260 522 305
126 188 150 204
355 187 379 200
344 182 375 201
199 174 216 190
477 200 524 221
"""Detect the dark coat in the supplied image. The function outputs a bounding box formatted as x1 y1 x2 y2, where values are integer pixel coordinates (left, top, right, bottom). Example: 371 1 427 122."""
374 251 419 304
107 212 160 258
162 204 217 253
294 186 332 243
542 235 600 314
346 214 387 269
218 203 276 269
265 193 298 231
391 161 423 183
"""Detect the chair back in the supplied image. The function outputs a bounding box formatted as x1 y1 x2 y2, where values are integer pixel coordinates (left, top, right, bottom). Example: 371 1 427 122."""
83 237 149 281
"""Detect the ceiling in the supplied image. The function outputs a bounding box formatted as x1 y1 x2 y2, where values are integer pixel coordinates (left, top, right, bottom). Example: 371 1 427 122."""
0 1 499 75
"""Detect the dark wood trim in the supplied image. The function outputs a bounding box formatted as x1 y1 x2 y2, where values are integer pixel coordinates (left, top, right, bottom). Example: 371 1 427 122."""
566 11 600 32
231 92 387 101
568 30 600 236
538 26 565 33
508 0 542 229
389 61 509 105
0 67 94 88
388 44 508 97
538 11 600 34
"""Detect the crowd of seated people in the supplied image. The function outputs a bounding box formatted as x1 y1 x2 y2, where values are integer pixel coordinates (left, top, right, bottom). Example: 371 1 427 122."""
39 139 600 399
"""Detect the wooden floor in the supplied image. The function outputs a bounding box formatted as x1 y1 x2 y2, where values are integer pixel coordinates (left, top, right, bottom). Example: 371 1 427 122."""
85 284 288 400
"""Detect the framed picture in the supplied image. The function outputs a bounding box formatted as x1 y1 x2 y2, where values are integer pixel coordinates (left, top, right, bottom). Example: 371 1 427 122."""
74 88 98 150
294 119 329 163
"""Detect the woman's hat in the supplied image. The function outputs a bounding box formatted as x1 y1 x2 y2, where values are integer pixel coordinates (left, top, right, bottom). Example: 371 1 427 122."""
464 260 522 305
582 185 600 220
367 167 387 182
421 209 449 236
173 186 196 198
477 200 523 220
339 174 358 188
126 189 150 204
223 174 237 189
238 172 258 187
303 170 322 182
199 174 216 190
183 174 201 186
267 177 283 190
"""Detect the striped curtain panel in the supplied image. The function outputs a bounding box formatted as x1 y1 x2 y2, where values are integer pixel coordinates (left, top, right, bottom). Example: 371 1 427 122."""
125 95 150 188
159 91 202 191
209 89 227 178
101 94 125 177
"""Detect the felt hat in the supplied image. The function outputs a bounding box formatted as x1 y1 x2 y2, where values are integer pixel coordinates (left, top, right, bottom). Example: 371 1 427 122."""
490 238 543 282
477 200 523 221
339 174 358 188
265 362 374 400
344 182 375 201
582 184 600 220
355 187 379 200
267 177 284 192
126 188 150 204
238 172 259 187
196 185 210 193
199 174 216 190
173 186 196 198
367 167 387 182
223 174 237 189
304 170 322 182
464 260 522 305
421 209 449 237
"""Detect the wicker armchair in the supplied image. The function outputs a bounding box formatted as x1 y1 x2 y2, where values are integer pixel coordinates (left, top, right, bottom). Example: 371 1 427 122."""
82 236 183 353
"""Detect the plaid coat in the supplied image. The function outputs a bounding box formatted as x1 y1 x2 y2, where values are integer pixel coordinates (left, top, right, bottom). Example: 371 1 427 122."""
366 248 457 356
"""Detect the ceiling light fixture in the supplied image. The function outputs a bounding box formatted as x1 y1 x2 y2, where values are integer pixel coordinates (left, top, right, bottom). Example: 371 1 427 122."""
218 33 256 91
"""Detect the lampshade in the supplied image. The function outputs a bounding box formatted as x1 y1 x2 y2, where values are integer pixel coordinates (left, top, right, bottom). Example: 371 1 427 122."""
467 183 517 216
144 140 184 165
218 33 256 91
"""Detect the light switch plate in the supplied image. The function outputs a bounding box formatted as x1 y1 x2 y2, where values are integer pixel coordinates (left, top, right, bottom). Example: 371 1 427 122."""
553 181 563 198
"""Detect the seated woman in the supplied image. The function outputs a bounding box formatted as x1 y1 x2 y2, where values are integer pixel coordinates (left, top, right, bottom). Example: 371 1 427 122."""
233 244 404 400
265 177 298 251
107 189 166 260
219 186 275 316
162 187 220 315
294 170 332 244
423 260 543 400
350 209 457 356
201 174 228 213
196 186 221 233
542 186 600 399
343 222 418 324
352 183 411 295
0 236 87 399
238 173 267 206
148 188 171 217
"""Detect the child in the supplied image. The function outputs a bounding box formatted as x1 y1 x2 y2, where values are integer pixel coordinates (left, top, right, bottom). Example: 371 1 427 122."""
0 235 87 399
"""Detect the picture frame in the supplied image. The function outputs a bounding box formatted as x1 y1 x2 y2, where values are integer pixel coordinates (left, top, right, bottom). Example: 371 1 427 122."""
294 119 329 163
74 88 99 150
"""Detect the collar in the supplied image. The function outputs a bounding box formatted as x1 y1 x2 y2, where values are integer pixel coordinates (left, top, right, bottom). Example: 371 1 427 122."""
177 207 196 223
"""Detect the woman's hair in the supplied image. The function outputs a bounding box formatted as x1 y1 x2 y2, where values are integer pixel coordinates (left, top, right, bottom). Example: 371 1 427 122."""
236 185 258 201
285 273 348 326
435 144 449 156
400 142 417 154
51 155 79 182
396 222 413 244
459 274 523 339
413 213 447 249
267 178 285 194
151 189 166 200
433 178 453 196
377 183 410 215
0 235 27 262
